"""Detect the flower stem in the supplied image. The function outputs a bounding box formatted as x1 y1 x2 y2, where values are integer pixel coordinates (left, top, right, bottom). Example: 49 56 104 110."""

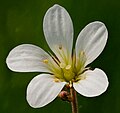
70 87 78 113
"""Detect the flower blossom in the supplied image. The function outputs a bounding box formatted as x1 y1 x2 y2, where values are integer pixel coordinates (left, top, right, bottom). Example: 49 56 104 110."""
6 4 109 108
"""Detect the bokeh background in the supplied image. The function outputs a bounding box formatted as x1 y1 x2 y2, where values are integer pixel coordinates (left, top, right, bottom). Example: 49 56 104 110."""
0 0 120 113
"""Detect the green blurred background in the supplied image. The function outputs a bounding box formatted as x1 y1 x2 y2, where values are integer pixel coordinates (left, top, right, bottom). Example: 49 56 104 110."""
0 0 120 113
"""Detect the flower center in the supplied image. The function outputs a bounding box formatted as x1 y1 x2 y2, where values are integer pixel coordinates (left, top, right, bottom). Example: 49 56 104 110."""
42 48 87 82
60 63 75 81
56 50 87 82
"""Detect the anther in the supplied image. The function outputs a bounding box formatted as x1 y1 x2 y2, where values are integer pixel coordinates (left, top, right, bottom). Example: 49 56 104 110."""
54 78 60 82
80 51 85 56
60 63 66 68
65 65 71 70
59 45 62 50
43 59 48 64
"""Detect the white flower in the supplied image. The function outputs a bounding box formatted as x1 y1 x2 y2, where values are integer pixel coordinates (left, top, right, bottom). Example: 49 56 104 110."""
6 4 109 108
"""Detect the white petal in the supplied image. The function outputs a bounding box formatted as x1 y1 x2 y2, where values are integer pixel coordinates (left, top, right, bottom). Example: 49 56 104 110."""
6 44 56 72
27 74 66 108
73 68 109 97
43 4 73 63
76 21 108 66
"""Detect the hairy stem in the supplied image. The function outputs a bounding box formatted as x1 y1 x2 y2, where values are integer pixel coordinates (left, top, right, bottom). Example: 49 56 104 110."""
70 87 78 113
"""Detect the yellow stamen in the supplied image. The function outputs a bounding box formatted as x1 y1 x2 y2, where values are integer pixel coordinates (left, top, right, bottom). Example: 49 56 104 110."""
59 45 62 50
54 78 60 82
43 59 48 64
65 65 71 70
80 51 85 56
60 63 66 68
